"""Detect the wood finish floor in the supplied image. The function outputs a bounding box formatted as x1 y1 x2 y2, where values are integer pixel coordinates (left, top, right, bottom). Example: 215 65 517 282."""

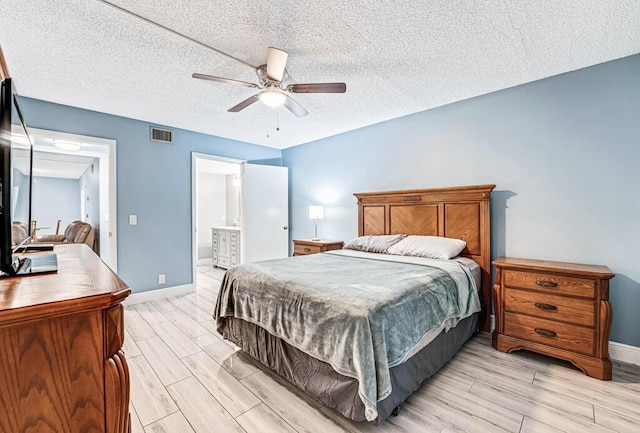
125 266 640 433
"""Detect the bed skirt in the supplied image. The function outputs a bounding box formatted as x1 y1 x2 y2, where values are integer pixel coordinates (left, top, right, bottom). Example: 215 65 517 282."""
219 312 480 423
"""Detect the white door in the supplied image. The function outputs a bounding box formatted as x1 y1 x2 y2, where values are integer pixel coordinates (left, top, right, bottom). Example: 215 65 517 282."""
241 163 289 263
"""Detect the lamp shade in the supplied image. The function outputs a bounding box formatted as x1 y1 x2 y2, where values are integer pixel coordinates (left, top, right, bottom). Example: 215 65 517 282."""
308 205 324 220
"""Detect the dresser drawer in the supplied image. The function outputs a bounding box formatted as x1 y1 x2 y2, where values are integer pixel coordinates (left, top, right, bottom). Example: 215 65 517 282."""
504 270 595 298
503 312 594 356
504 287 595 327
218 257 231 267
294 243 323 255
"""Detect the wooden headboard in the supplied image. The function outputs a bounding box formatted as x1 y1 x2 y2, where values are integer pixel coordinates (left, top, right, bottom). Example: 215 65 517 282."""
354 184 495 331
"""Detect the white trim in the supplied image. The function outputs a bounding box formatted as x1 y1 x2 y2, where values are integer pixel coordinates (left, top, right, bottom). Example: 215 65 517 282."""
124 284 194 306
609 341 640 366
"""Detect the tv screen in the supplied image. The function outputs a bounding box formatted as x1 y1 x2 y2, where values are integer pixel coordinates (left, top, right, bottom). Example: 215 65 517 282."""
1 73 57 277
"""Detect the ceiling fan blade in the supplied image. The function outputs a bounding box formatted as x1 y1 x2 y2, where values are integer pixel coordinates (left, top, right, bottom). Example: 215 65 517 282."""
192 73 258 88
228 94 260 112
288 83 347 93
283 95 309 118
266 47 288 81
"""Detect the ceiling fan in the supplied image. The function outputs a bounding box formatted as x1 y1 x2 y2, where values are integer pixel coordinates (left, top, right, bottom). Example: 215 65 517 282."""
193 47 346 117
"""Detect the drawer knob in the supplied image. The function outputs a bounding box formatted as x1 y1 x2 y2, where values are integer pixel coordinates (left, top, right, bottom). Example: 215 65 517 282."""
535 328 557 338
303 247 311 252
535 280 558 288
535 302 558 311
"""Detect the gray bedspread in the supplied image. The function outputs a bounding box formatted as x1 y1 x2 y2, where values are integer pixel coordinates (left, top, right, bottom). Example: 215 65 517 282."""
214 251 480 421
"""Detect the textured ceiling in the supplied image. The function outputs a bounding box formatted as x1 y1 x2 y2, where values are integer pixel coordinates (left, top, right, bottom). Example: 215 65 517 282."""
1 1 639 149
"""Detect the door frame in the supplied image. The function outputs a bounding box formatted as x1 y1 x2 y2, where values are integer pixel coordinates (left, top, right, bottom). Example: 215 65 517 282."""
191 152 245 287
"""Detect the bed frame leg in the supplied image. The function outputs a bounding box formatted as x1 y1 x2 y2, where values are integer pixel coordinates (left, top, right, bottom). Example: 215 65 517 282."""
391 406 400 417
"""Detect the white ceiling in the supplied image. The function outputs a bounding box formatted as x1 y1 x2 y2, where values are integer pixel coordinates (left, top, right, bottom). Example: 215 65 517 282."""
1 1 639 150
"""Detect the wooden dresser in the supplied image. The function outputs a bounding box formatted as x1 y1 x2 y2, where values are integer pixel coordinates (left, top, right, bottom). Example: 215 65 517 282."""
293 239 343 256
492 257 614 380
212 227 241 269
0 244 131 433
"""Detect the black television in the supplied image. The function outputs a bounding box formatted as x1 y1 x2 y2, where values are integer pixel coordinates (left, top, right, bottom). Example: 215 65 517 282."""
0 77 57 277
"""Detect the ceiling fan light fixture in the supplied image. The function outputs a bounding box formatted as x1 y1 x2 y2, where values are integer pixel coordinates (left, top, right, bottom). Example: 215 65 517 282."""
258 89 287 107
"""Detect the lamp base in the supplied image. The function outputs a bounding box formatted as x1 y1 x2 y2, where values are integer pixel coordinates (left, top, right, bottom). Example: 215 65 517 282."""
311 237 321 241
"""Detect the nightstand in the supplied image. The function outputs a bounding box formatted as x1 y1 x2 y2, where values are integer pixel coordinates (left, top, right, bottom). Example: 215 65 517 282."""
293 239 343 256
492 257 615 380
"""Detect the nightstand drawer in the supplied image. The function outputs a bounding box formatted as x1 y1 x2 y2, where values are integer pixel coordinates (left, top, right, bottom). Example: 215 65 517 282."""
504 312 594 356
294 244 323 255
504 270 595 298
504 288 595 327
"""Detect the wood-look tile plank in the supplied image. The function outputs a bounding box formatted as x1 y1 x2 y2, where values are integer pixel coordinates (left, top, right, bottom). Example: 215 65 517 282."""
319 405 443 433
183 351 260 417
133 302 168 326
534 373 640 423
123 329 142 358
242 371 348 433
237 403 298 433
165 309 209 338
403 383 519 433
144 412 195 433
167 376 245 433
137 336 192 386
129 403 144 433
468 380 615 432
519 417 564 433
413 375 523 433
125 307 157 341
470 372 594 420
149 299 177 313
449 350 535 384
128 356 178 426
594 406 640 433
170 296 212 323
154 320 202 359
194 334 259 380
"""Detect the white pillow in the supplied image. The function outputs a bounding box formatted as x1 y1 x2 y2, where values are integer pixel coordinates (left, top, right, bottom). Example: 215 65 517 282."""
343 234 406 253
386 235 466 259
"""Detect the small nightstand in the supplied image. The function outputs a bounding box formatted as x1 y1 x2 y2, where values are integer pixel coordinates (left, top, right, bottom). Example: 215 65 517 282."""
492 257 615 380
293 239 343 256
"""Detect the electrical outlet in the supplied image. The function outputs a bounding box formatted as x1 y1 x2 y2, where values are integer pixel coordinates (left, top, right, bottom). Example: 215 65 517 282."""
158 274 165 284
129 214 137 225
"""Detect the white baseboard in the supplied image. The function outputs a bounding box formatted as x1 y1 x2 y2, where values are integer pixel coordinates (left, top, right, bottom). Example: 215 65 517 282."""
124 284 194 306
609 341 640 366
489 314 640 366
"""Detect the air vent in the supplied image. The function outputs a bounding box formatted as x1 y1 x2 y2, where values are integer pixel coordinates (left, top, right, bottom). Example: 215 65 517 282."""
150 127 173 143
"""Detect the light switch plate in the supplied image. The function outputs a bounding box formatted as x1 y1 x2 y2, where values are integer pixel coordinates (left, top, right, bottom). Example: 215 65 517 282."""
129 214 137 225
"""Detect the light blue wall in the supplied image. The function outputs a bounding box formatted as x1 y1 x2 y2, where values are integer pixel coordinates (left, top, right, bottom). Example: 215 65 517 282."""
19 97 281 293
282 54 640 347
32 176 80 234
79 159 100 251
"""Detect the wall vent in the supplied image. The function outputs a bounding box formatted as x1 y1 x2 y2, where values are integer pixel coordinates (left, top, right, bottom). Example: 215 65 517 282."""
150 127 173 143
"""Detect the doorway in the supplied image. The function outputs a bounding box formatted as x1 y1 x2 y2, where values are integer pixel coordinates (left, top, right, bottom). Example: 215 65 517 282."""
191 153 243 287
191 153 290 290
13 126 118 270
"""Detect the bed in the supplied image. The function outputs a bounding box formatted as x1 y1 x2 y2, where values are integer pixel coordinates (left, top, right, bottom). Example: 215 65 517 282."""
214 184 495 423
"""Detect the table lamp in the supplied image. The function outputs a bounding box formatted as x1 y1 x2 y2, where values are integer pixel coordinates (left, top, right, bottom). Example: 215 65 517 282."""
308 205 324 241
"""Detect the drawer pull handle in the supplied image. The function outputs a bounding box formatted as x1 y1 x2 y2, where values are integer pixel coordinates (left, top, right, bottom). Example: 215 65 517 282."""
535 302 558 311
535 328 557 338
535 280 558 288
303 247 311 252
